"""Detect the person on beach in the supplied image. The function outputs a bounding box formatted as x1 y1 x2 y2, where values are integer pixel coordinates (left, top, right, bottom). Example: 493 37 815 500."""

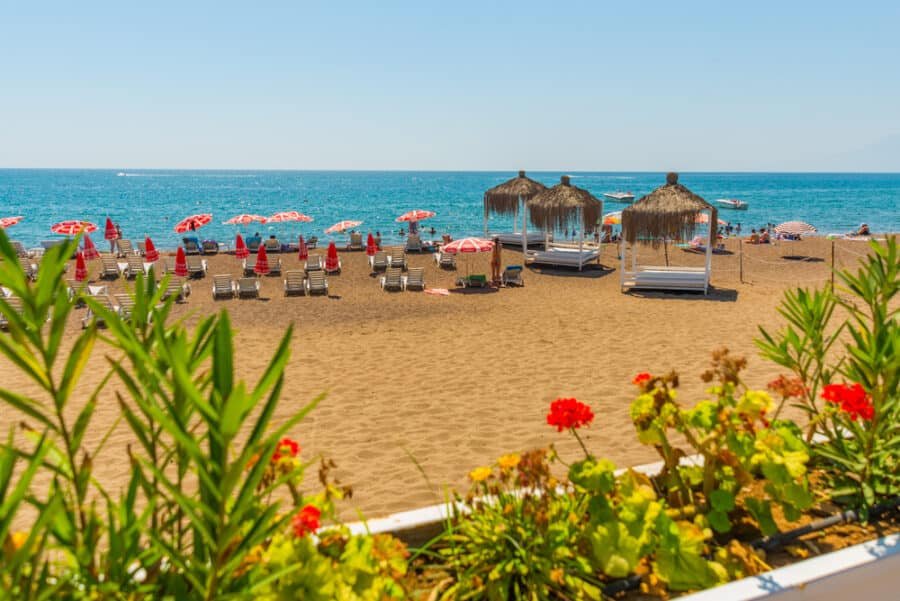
759 228 770 243
600 223 613 243
398 228 405 237
747 229 759 244
855 223 870 236
375 231 382 248
735 223 742 235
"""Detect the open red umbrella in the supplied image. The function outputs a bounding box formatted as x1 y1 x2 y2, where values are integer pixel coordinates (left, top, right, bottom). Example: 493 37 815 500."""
396 209 436 223
224 214 267 225
441 237 494 254
174 214 212 234
297 235 308 260
0 216 23 229
235 234 249 259
75 252 88 282
325 220 362 234
254 245 270 276
366 233 377 256
326 241 340 272
51 220 97 235
82 234 100 260
144 237 159 262
268 211 313 223
174 247 188 277
104 217 118 241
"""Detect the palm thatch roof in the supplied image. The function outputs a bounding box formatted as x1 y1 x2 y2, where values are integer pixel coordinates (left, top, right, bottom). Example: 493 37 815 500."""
622 173 716 246
483 170 548 216
525 175 603 231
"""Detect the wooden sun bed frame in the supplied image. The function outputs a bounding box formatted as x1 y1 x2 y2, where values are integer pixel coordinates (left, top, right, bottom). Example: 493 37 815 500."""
621 265 709 294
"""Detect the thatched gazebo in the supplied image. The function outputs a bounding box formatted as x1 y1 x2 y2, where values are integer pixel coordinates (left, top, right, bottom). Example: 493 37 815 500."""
525 175 603 270
482 170 547 245
620 172 716 294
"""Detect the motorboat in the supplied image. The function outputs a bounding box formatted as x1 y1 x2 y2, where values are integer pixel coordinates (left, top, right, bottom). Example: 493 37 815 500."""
603 191 635 202
715 198 749 210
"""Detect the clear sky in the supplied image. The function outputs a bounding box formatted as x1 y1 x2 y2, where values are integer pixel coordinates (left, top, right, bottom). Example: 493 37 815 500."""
1 1 898 171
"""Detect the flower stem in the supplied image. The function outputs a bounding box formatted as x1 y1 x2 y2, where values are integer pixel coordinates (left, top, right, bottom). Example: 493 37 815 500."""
571 428 591 459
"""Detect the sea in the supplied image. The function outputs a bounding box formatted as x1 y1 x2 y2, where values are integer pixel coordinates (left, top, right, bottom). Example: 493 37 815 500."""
0 170 897 249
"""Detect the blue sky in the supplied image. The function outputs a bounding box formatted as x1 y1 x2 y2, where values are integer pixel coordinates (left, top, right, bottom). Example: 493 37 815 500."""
1 1 898 171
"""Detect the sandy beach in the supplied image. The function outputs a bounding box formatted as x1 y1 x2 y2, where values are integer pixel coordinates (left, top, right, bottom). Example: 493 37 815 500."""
0 236 885 519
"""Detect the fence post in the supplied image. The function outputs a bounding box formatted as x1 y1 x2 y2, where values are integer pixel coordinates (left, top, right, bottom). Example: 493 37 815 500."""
831 239 835 288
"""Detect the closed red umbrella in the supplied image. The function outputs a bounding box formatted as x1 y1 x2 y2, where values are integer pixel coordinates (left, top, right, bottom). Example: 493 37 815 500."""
0 216 23 229
235 234 249 259
144 237 159 262
51 220 97 235
366 233 377 256
297 235 308 260
326 240 340 272
174 247 188 277
174 214 212 234
75 252 88 282
104 217 118 241
82 234 100 260
254 244 270 276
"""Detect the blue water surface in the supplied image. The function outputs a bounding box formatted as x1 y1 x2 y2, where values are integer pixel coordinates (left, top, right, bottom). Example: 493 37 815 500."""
0 170 897 249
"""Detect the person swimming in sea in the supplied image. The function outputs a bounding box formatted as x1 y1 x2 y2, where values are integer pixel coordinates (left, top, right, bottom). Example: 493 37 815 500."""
854 223 870 236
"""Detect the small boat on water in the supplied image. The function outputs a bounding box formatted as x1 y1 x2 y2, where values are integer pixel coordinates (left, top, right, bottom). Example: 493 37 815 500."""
603 191 635 203
715 198 749 210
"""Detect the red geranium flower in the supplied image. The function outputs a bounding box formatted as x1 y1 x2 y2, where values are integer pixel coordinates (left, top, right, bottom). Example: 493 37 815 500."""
821 383 874 422
632 373 652 386
546 398 594 432
292 504 321 538
272 437 301 463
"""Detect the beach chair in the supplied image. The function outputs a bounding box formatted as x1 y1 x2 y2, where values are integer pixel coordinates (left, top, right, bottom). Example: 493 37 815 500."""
114 294 136 321
161 279 191 302
182 238 201 255
0 296 24 330
283 271 306 296
23 261 38 281
459 274 488 288
405 234 422 252
202 240 219 254
501 265 524 287
389 249 407 271
381 267 405 291
99 257 120 280
246 236 262 252
11 241 30 258
137 241 146 255
306 271 328 295
269 258 283 275
264 237 281 253
212 275 235 299
406 267 425 291
370 251 389 271
237 277 261 299
124 256 145 279
66 278 87 306
304 255 323 273
243 257 257 277
307 236 318 249
117 239 135 257
186 255 207 278
434 251 457 269
81 296 115 329
347 232 363 251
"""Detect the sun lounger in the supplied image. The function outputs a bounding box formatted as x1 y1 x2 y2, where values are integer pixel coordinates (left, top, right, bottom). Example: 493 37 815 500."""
307 236 318 249
11 241 30 258
347 232 363 251
114 294 136 321
0 296 24 330
186 255 207 278
246 236 261 252
67 278 87 305
161 279 191 302
458 274 488 288
405 234 422 252
381 267 405 291
406 267 425 291
137 241 146 255
622 266 709 294
389 249 407 271
304 255 323 273
501 265 524 287
526 246 599 270
264 238 281 253
117 239 136 257
212 275 235 299
81 296 115 329
283 271 306 296
243 257 257 277
434 251 456 269
306 271 328 295
99 257 120 280
269 258 283 275
236 277 260 299
370 251 389 271
202 240 219 254
182 238 201 255
23 261 38 281
124 256 145 279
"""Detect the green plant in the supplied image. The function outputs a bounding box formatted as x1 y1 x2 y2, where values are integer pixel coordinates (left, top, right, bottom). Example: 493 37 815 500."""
757 237 899 512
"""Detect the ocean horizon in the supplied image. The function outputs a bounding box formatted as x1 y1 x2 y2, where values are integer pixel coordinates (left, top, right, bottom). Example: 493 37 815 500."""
1 169 898 248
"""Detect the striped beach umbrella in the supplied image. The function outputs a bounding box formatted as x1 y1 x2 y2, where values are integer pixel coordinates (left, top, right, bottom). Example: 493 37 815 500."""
441 237 494 254
144 237 159 262
82 234 100 260
75 252 88 282
104 217 118 241
268 211 313 223
51 220 97 235
254 245 270 276
0 216 23 228
774 221 817 236
174 247 188 277
174 214 212 234
324 220 362 234
602 211 622 226
297 235 308 260
366 232 377 256
396 209 435 223
234 234 249 259
224 214 268 225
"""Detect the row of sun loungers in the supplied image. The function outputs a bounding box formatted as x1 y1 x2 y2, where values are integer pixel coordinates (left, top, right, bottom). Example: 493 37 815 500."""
380 267 425 291
212 271 331 300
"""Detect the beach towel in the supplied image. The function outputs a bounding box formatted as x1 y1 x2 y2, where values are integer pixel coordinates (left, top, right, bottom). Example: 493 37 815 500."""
424 288 450 296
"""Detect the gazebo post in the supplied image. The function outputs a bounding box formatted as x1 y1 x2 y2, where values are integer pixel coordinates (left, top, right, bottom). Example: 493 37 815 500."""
522 201 528 263
705 209 714 294
578 206 584 271
483 202 488 237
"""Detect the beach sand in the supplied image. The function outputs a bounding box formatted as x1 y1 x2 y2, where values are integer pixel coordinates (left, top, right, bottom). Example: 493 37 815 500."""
0 236 883 519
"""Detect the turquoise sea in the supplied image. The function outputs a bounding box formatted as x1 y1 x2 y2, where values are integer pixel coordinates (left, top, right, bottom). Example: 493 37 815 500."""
0 170 897 249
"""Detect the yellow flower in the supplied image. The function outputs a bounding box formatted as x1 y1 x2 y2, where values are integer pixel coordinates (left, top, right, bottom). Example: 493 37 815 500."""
497 453 521 470
11 532 27 550
550 567 565 585
469 466 492 482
